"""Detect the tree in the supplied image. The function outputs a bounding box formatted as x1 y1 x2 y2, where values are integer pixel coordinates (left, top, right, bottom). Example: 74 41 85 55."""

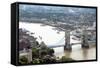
32 59 40 64
47 48 54 56
60 56 75 62
32 48 39 58
40 50 47 58
42 55 56 63
19 56 28 64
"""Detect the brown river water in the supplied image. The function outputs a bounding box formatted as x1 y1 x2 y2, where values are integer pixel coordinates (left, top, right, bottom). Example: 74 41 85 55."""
54 45 96 60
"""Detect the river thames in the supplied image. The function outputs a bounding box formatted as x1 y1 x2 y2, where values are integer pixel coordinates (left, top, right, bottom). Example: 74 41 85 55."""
19 22 96 60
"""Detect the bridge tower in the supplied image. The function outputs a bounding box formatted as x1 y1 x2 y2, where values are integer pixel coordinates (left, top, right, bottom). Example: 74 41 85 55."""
64 30 72 51
81 27 89 48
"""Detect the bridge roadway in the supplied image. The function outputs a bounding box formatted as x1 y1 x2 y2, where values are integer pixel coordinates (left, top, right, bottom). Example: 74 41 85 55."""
48 41 95 48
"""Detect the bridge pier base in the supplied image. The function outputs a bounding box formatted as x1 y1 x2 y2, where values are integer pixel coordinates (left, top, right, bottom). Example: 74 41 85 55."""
64 44 72 51
81 27 89 49
81 43 89 48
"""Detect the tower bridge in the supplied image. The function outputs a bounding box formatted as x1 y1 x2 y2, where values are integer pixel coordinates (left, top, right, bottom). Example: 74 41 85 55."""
48 27 96 51
64 28 90 50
